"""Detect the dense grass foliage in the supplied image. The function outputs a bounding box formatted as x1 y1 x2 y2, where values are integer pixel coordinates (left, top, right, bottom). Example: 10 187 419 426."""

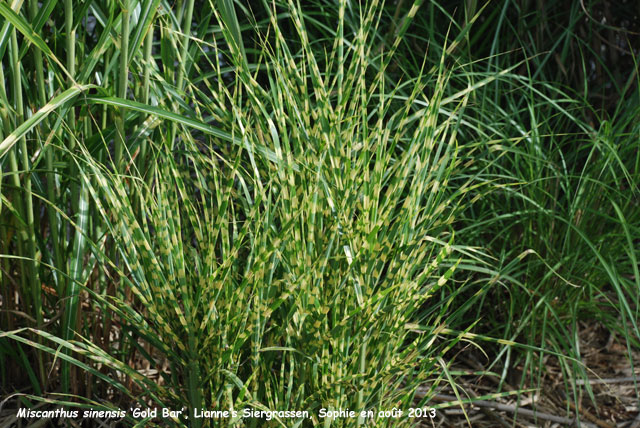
0 0 638 426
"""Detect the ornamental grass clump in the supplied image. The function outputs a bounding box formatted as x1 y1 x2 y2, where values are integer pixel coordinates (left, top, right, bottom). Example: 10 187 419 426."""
1 0 485 426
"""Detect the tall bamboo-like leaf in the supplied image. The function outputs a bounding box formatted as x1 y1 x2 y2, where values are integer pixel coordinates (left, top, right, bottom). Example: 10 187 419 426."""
0 84 91 158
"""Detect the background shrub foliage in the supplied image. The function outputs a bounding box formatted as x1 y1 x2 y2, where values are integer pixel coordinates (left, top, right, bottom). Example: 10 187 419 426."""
0 0 638 426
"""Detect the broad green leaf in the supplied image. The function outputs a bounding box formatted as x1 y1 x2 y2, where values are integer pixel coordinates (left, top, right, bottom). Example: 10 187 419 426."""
0 84 92 158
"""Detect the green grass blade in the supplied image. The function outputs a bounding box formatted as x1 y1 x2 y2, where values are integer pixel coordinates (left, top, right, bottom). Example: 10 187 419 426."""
0 84 92 158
